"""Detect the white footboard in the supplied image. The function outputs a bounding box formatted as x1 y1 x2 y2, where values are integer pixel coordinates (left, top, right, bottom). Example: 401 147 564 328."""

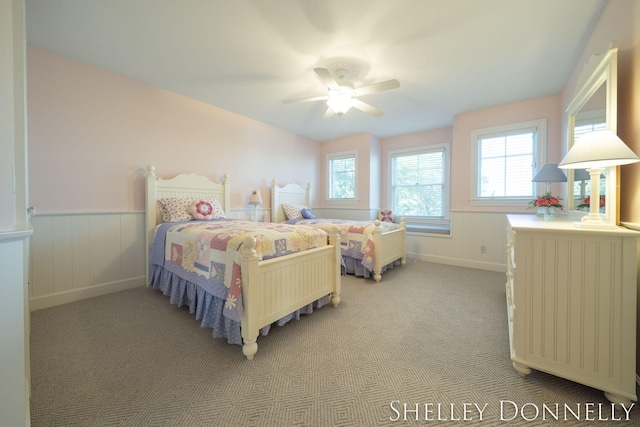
240 227 341 360
372 218 407 282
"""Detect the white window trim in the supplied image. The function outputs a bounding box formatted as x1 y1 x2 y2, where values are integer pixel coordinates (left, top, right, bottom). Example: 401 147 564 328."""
326 149 358 204
470 119 547 205
387 142 451 220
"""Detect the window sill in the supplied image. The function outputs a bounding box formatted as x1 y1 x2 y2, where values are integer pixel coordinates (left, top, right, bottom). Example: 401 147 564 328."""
325 199 359 205
405 224 450 236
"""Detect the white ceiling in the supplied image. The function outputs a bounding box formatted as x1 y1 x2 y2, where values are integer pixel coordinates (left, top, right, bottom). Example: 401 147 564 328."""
25 0 607 142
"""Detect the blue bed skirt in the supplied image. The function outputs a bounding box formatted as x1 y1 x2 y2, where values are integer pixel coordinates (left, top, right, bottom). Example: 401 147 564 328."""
342 256 400 279
149 264 330 345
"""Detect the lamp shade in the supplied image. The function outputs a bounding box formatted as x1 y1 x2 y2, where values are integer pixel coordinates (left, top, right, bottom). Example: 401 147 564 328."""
248 190 262 205
573 169 590 181
531 164 567 183
558 129 640 169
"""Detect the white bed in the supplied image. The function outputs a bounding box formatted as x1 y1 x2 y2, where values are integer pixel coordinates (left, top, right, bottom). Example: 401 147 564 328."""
145 166 341 360
271 179 406 282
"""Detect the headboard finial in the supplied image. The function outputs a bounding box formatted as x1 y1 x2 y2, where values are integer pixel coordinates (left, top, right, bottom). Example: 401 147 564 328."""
223 173 230 184
146 165 156 177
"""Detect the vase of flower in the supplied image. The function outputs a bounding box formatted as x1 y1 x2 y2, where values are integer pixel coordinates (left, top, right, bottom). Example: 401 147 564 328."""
529 192 563 218
537 206 556 219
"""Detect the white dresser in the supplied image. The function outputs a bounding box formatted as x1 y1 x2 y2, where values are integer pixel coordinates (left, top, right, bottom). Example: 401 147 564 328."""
506 214 638 404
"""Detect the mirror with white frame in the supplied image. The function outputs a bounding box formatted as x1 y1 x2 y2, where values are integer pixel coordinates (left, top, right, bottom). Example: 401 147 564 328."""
566 45 618 224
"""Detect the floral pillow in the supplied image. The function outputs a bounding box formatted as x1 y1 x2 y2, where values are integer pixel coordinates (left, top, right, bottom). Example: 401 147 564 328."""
158 198 193 222
190 198 225 220
378 209 394 222
159 197 225 222
189 200 214 220
282 203 307 220
204 198 225 219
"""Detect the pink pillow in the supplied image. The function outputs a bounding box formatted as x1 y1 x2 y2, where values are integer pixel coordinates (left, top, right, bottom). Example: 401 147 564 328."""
189 200 215 220
378 209 394 222
158 197 225 222
189 199 225 220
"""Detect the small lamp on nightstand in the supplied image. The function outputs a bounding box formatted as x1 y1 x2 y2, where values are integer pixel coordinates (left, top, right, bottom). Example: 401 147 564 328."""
559 129 639 229
249 190 262 222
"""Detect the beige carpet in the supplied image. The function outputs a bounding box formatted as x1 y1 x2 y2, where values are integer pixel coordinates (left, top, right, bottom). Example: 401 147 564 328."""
30 260 639 426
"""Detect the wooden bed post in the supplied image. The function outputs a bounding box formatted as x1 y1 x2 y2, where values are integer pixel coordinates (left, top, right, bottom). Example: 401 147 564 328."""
329 225 341 307
222 173 230 216
240 236 259 360
145 165 157 286
271 178 278 223
399 217 407 267
372 220 384 282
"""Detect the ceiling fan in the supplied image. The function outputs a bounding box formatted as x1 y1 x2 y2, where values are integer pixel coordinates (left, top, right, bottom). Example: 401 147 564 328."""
283 68 400 118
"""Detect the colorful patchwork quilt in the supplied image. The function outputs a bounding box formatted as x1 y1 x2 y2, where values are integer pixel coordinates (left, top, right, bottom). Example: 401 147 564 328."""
149 220 328 322
285 219 400 271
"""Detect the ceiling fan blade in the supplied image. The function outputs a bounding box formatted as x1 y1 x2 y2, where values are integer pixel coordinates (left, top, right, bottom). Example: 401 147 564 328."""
322 107 335 119
351 99 384 117
355 79 400 96
314 68 340 90
282 95 328 104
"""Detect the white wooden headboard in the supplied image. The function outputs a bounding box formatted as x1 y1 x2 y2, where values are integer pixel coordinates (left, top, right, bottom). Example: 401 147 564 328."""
271 179 311 223
145 165 231 281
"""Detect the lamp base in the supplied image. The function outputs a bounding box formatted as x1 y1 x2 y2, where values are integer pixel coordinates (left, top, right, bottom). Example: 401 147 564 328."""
573 217 618 230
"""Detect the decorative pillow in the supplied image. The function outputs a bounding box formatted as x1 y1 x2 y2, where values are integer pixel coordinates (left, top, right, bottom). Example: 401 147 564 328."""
158 198 193 222
378 209 394 222
282 203 306 220
204 198 225 219
300 208 315 219
159 197 225 222
189 200 215 220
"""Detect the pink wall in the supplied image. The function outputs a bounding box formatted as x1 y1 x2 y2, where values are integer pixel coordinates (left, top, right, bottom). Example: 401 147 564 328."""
27 46 321 213
368 135 381 208
451 95 563 212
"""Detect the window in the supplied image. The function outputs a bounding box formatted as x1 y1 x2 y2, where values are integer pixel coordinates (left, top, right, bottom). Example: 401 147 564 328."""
471 119 546 204
327 150 357 202
389 144 450 220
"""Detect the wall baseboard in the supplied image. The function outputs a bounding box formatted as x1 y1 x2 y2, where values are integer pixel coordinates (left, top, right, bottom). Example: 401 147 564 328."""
407 252 507 273
30 276 145 311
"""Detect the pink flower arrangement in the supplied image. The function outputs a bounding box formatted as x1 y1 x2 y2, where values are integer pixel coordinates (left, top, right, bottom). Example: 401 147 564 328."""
528 192 563 210
578 195 605 209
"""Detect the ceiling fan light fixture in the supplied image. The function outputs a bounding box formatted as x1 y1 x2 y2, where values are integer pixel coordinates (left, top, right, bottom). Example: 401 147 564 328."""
326 91 353 115
283 67 399 118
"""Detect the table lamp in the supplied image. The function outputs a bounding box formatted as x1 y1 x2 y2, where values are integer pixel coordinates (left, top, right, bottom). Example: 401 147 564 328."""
249 190 262 222
558 129 640 229
531 163 567 194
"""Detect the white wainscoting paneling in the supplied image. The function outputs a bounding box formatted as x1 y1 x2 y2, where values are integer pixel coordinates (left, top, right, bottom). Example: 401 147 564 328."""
0 228 31 427
406 210 509 272
28 210 511 310
30 212 146 311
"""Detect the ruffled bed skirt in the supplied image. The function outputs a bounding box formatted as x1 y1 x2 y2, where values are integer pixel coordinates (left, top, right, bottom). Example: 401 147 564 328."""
149 264 330 345
342 256 401 279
